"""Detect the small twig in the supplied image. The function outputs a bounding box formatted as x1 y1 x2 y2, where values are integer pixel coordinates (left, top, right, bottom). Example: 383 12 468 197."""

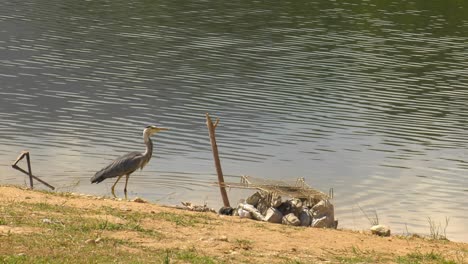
443 216 450 239
428 217 437 239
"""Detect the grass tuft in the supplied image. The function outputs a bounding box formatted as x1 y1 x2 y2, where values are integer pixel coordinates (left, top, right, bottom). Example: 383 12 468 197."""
427 217 450 240
235 239 254 250
357 204 379 226
397 250 456 264
152 211 199 226
163 248 218 264
334 246 390 263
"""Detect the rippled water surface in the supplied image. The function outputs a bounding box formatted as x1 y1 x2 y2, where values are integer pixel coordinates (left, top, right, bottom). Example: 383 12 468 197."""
1 0 467 241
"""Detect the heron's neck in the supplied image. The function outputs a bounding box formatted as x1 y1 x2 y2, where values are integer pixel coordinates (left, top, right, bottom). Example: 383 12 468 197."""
143 133 153 161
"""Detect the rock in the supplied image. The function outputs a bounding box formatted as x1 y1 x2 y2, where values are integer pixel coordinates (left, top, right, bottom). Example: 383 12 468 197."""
217 235 229 242
311 216 332 228
311 199 335 228
42 218 53 224
299 209 312 226
264 208 283 223
290 198 302 208
132 197 147 203
95 237 103 243
246 192 262 207
219 206 234 215
311 200 333 218
277 200 294 216
371 225 391 237
282 213 301 226
271 195 282 208
256 200 269 215
290 198 303 215
85 239 96 244
278 199 303 216
181 202 216 212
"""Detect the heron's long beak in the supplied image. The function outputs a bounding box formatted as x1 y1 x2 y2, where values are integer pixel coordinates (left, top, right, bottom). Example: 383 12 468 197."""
157 127 169 131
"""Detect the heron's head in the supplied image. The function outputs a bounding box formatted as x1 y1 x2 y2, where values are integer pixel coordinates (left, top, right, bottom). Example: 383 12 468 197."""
144 125 168 136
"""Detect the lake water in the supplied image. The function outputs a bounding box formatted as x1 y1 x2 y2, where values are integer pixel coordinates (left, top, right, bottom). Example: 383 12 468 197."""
1 0 467 242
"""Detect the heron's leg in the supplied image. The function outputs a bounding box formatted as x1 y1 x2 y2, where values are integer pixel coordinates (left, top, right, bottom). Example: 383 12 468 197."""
124 174 130 200
111 175 124 198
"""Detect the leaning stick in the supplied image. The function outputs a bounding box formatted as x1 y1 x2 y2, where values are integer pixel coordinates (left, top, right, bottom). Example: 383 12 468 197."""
11 165 55 190
12 151 33 188
11 151 55 190
25 152 34 189
205 113 230 207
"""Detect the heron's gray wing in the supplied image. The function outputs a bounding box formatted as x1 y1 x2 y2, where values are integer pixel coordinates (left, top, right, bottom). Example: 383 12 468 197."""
91 152 143 183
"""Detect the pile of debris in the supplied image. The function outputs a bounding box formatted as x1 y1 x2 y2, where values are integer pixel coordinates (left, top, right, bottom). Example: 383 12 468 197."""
227 191 337 228
181 201 216 213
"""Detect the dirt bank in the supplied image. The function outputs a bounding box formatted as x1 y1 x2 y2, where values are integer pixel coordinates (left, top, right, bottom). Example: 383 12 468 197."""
0 185 466 263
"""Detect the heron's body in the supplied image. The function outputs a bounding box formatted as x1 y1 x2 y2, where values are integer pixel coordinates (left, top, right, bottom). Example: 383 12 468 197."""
91 125 167 199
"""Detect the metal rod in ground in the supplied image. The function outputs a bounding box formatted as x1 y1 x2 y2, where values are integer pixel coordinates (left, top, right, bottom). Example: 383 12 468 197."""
205 113 230 207
25 152 34 189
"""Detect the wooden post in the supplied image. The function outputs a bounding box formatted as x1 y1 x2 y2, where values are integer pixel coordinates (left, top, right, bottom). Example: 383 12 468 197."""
205 113 230 207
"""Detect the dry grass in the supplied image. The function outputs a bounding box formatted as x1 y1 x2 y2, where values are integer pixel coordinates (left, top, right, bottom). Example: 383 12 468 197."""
0 185 467 264
0 198 216 263
427 216 450 240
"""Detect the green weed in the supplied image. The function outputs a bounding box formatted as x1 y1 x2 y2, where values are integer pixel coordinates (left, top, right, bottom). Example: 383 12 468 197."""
397 250 456 264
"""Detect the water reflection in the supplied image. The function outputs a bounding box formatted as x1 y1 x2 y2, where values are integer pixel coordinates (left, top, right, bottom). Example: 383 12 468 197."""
1 0 467 241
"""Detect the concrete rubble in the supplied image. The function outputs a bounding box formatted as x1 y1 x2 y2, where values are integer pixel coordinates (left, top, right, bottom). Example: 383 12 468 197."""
231 191 337 228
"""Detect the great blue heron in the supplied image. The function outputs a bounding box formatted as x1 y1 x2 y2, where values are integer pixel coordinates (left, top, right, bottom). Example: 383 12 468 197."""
91 125 168 199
